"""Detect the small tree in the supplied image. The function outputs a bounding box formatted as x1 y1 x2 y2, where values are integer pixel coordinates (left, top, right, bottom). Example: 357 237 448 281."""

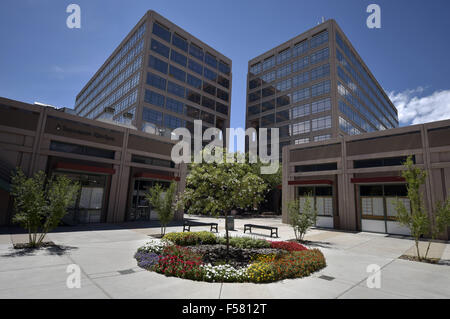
395 156 450 261
145 182 177 236
288 194 317 241
179 149 268 256
11 169 80 248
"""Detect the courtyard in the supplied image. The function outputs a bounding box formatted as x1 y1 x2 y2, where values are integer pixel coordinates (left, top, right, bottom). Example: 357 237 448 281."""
0 215 449 299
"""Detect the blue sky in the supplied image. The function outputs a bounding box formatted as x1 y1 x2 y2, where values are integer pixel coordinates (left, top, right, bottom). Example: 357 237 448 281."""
1 0 450 130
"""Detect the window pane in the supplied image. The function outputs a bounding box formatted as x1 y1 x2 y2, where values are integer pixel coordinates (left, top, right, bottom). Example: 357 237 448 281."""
150 39 170 58
152 22 171 42
172 33 188 52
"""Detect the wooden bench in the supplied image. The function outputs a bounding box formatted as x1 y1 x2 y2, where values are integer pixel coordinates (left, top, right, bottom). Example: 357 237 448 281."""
243 224 278 238
183 221 218 233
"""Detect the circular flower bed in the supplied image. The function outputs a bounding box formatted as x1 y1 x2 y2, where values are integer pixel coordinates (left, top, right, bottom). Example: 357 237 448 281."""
134 231 326 283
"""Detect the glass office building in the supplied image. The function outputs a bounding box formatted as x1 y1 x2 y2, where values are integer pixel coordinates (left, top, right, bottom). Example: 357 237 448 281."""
74 10 232 146
246 19 398 157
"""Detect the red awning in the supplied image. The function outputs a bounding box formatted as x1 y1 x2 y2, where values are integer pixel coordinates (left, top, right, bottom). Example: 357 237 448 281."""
134 172 180 182
288 179 333 186
54 162 116 175
350 176 405 184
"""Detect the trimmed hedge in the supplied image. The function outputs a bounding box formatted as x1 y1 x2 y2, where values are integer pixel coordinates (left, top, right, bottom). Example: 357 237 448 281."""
163 231 217 246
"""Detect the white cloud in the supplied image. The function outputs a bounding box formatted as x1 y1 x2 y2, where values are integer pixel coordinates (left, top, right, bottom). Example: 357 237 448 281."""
388 87 450 125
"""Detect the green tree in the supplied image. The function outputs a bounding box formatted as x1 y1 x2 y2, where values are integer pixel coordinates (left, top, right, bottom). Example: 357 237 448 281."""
11 169 80 248
145 182 177 236
395 156 450 261
287 194 317 241
179 149 268 256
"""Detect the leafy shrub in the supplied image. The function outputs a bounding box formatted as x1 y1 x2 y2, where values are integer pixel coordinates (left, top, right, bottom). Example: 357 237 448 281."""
134 251 159 269
200 264 249 283
163 231 218 246
137 240 170 254
270 241 308 252
217 236 271 249
248 249 325 283
152 245 205 280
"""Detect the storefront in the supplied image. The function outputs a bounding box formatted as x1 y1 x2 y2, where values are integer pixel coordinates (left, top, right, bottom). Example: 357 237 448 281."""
0 97 186 226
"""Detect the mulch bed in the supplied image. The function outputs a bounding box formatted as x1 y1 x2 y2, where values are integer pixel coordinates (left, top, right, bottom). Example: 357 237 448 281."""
399 254 441 264
13 241 58 250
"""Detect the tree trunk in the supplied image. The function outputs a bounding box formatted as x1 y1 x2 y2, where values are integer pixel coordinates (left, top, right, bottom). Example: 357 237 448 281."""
424 241 432 260
225 211 230 260
415 240 421 261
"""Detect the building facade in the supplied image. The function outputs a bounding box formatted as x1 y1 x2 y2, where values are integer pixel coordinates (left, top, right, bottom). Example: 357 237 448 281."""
0 97 186 226
246 19 399 157
282 119 450 240
74 10 232 148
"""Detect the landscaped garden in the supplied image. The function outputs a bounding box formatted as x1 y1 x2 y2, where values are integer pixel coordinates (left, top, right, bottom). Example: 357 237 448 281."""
134 231 326 283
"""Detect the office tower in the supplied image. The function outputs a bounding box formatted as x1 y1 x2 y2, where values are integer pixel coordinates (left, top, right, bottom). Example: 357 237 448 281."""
245 19 398 156
74 10 232 145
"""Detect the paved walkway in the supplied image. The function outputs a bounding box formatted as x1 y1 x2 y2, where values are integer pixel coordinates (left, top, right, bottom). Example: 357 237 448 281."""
0 215 449 299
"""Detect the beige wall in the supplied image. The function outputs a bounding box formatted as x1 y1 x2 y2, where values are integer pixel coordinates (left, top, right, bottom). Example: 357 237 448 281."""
283 119 450 240
0 97 186 225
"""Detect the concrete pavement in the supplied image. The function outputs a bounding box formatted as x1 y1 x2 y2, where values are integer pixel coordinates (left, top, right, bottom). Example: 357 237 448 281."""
0 215 449 299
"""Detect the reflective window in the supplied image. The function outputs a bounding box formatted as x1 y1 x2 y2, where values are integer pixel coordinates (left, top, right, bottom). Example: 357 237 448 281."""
292 120 310 135
314 134 331 142
144 90 165 107
248 104 260 116
250 62 262 75
149 55 168 74
186 89 201 104
262 86 276 98
249 79 261 90
170 50 187 67
150 39 170 58
189 43 204 61
248 91 261 103
292 87 310 103
261 113 275 126
146 73 166 91
310 30 329 48
203 82 216 96
310 63 330 81
263 56 275 71
292 103 310 119
277 48 291 65
169 65 186 82
204 67 217 82
219 61 230 75
187 73 202 89
311 98 331 114
172 33 188 52
217 88 229 102
276 79 291 92
293 40 308 57
276 110 290 123
262 99 275 112
186 105 200 119
152 22 171 42
166 97 185 114
201 111 215 124
277 94 291 107
292 56 309 73
142 107 163 125
167 81 185 98
216 102 228 115
261 71 276 83
205 52 218 69
277 64 291 79
201 96 215 110
312 115 332 131
295 138 310 144
311 80 331 97
188 59 203 75
292 72 309 87
218 75 229 89
310 47 329 65
279 125 290 138
165 114 186 129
